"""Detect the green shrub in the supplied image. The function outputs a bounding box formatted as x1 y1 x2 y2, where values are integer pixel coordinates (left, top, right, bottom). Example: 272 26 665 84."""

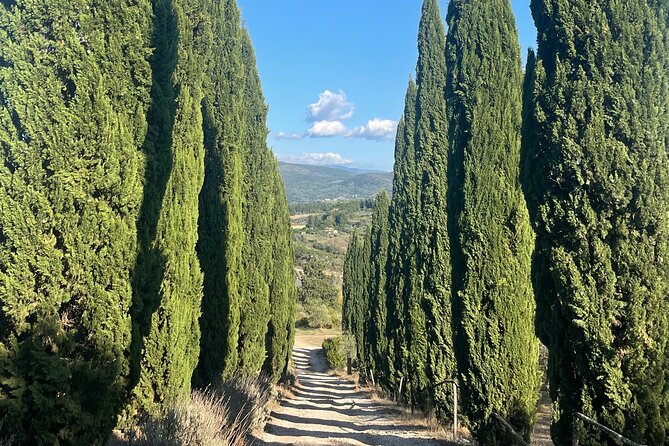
322 336 348 370
304 299 338 329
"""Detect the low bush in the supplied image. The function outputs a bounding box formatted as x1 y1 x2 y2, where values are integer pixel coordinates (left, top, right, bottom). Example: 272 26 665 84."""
322 336 346 370
305 300 337 328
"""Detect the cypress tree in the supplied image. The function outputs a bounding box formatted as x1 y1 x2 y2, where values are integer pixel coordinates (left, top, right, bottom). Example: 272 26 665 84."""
365 191 391 386
195 0 245 384
263 158 297 383
0 0 153 442
236 27 272 376
133 0 208 415
445 0 540 441
342 232 361 334
386 79 418 395
410 0 454 415
523 0 669 443
342 228 371 372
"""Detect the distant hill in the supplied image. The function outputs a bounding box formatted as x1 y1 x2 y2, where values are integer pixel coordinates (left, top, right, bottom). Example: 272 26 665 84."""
279 162 393 203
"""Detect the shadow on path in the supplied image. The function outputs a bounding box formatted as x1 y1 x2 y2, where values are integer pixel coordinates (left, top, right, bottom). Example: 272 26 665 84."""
252 342 453 446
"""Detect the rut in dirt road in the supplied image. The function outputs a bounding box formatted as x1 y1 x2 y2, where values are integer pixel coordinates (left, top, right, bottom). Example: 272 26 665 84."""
254 346 453 446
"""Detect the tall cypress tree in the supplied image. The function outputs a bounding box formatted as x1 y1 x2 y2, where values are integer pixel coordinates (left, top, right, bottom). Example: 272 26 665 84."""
445 0 540 441
195 0 245 384
523 0 669 444
386 79 418 395
342 232 360 334
236 27 272 376
0 0 153 442
342 228 371 372
365 191 391 386
133 0 208 415
263 158 297 383
410 0 454 415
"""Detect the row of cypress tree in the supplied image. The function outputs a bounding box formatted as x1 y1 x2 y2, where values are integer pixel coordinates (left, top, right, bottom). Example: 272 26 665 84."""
0 0 296 444
344 0 669 445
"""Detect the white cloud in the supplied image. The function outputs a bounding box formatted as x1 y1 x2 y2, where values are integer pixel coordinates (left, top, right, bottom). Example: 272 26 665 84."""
278 152 353 166
349 118 398 141
306 120 349 138
275 132 302 140
307 90 355 122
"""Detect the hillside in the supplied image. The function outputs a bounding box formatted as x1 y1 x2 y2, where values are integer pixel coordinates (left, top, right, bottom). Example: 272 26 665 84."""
279 162 393 203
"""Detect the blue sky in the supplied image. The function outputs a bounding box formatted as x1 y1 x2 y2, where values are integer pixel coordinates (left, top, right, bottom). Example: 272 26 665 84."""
237 1 537 172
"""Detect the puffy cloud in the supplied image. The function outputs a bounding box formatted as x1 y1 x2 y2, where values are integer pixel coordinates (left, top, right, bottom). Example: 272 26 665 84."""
306 120 348 138
307 90 355 122
278 152 353 166
349 118 398 141
275 132 302 140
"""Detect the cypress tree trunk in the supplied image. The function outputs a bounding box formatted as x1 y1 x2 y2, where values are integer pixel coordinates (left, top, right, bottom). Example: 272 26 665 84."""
386 80 418 396
196 0 245 384
410 0 454 415
0 0 153 441
445 0 540 441
524 0 669 444
365 191 391 387
133 0 207 415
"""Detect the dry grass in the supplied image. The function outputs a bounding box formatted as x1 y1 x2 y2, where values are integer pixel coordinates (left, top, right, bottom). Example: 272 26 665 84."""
115 377 276 446
129 389 246 446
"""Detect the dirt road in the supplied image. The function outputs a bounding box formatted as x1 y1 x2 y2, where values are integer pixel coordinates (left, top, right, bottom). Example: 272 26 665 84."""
253 332 453 446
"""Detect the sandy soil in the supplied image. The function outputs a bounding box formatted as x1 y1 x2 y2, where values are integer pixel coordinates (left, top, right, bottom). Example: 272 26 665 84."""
530 390 553 446
252 332 454 446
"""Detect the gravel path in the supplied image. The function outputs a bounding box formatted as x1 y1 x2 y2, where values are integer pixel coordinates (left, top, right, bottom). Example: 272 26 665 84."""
253 333 453 446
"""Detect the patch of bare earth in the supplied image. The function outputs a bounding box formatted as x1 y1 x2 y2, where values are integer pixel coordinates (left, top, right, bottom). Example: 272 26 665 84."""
252 332 454 446
530 390 553 446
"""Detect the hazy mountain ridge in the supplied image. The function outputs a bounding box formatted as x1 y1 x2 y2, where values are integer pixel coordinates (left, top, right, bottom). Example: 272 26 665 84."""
279 162 393 203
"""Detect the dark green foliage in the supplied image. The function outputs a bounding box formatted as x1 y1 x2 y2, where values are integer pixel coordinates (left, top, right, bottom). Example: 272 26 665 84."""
133 0 208 416
523 0 669 444
196 0 295 385
342 229 371 374
410 0 454 415
0 0 153 442
237 27 272 376
364 192 391 385
386 80 418 395
445 0 540 441
342 232 361 334
196 0 245 384
238 27 296 382
263 158 297 382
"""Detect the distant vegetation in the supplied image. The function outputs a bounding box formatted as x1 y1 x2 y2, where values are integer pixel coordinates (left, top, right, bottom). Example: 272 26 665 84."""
279 162 393 203
290 200 373 330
